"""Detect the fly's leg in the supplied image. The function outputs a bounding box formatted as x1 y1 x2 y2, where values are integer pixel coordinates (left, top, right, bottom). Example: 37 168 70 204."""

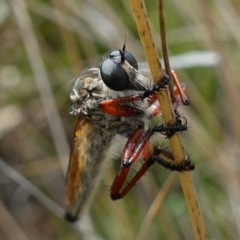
111 145 194 200
99 74 170 117
152 146 194 171
110 114 188 200
147 70 189 107
110 125 153 200
141 140 151 161
170 70 189 106
101 72 190 199
99 71 188 117
111 152 156 200
157 112 188 138
123 114 187 167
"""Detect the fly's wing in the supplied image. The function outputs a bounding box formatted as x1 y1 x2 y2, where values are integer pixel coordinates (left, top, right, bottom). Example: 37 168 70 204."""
65 118 93 222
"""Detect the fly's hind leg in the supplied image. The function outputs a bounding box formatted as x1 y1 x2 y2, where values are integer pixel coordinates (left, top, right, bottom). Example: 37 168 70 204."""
110 144 194 201
110 114 189 200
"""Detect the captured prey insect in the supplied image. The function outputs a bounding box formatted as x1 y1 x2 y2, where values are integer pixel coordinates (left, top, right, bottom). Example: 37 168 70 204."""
65 44 194 222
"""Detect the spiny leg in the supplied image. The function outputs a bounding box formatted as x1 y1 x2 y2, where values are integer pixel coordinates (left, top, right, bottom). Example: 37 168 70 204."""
111 145 194 200
110 126 149 199
99 74 170 117
111 154 156 200
99 72 189 118
151 146 195 171
123 116 187 167
110 116 188 200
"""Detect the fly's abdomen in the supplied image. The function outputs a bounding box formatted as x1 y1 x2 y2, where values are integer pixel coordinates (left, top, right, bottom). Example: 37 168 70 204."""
65 118 113 222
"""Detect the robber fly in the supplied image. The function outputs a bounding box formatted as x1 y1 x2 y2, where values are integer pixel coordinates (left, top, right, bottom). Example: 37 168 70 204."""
65 44 194 222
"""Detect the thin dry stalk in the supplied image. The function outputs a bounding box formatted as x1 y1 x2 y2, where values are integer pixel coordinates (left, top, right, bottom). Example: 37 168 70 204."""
158 0 174 102
136 173 176 240
129 0 207 239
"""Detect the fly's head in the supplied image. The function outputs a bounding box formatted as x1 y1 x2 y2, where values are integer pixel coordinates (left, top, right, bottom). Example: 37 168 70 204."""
100 44 139 91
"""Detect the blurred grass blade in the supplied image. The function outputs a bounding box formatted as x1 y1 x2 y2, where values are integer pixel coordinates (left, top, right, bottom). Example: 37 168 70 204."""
0 157 65 218
10 0 69 172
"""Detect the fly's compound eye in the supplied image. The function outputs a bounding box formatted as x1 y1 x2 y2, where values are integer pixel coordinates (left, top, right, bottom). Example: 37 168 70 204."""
100 58 129 91
100 50 138 91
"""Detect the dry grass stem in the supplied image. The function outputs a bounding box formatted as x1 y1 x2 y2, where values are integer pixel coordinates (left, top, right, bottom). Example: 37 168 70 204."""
130 0 207 239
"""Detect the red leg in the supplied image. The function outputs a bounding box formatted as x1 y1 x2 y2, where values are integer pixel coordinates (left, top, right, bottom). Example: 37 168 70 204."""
122 117 188 166
141 140 151 161
111 146 194 200
99 71 188 117
111 155 155 200
109 72 190 200
110 126 153 199
99 95 145 117
99 75 170 117
110 167 131 199
110 117 188 200
122 127 156 167
147 70 188 108
170 70 189 106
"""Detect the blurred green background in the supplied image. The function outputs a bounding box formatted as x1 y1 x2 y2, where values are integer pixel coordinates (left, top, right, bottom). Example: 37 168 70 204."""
1 0 240 239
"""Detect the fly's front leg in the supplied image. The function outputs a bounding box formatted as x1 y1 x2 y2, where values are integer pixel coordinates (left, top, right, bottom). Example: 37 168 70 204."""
99 70 188 117
148 70 189 115
145 70 189 107
98 95 144 117
99 74 170 117
99 71 189 117
146 88 187 118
